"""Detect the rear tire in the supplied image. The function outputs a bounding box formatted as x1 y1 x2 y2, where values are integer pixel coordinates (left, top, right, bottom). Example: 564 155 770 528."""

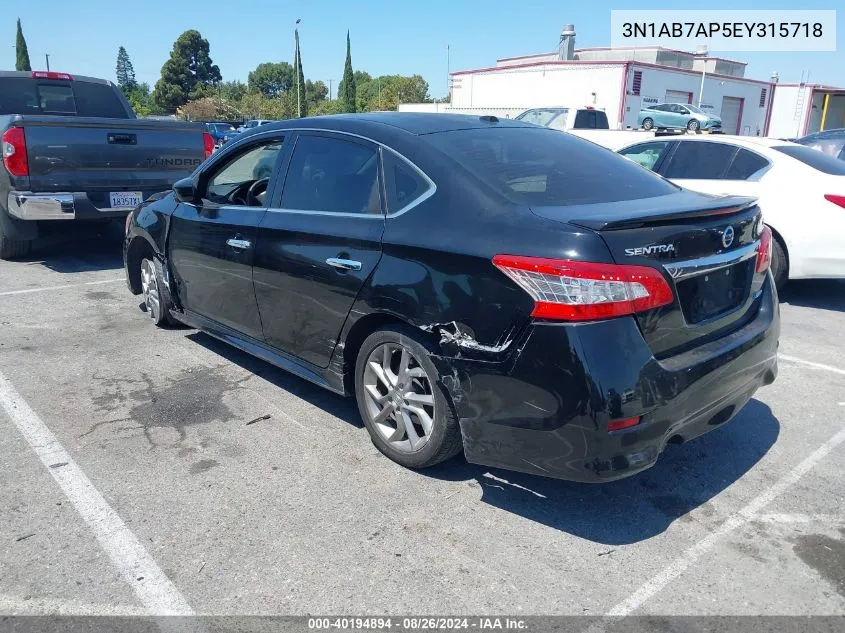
355 326 463 469
770 235 788 291
687 119 700 132
642 118 654 131
0 222 31 260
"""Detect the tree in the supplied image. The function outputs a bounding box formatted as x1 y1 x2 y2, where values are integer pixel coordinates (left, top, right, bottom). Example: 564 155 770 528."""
219 80 248 102
305 80 328 107
339 31 356 113
126 82 152 117
152 30 221 113
115 46 138 94
294 28 306 117
178 97 241 121
15 18 31 72
247 62 293 98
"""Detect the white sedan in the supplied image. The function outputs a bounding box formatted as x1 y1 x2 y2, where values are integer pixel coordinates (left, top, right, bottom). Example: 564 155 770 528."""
615 135 845 289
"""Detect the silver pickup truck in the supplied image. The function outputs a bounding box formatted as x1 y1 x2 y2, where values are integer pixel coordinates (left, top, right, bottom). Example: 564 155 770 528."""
0 70 213 259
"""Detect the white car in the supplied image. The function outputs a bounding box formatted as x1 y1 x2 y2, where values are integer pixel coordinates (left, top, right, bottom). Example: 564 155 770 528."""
616 135 845 289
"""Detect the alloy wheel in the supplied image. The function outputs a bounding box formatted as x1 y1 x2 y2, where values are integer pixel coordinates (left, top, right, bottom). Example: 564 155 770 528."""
362 342 436 453
140 258 161 320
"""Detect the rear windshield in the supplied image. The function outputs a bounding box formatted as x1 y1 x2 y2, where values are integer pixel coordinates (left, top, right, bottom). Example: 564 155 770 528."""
428 127 678 206
0 77 129 118
774 145 845 175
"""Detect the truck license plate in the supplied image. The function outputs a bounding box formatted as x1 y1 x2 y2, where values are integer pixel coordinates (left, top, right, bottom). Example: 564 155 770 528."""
109 191 143 208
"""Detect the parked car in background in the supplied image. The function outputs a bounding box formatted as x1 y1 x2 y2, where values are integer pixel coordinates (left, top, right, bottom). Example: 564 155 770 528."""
515 107 609 130
618 135 845 289
124 113 778 483
794 128 845 162
205 122 239 146
237 119 274 133
0 70 212 259
638 103 722 133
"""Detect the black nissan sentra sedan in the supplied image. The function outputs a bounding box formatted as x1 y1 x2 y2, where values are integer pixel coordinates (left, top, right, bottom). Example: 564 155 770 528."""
124 113 779 482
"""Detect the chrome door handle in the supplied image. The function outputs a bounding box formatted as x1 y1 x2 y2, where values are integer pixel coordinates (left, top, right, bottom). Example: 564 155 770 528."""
226 238 251 250
326 257 362 271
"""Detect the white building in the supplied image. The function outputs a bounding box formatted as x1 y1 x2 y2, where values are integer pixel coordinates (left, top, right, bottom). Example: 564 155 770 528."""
401 25 845 138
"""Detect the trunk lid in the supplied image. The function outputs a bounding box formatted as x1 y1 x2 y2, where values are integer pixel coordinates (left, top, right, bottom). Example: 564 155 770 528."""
18 116 205 194
532 191 767 358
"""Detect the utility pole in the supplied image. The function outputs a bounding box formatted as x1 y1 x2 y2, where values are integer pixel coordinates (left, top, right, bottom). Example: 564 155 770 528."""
446 44 450 103
45 53 50 71
328 79 333 101
295 18 302 118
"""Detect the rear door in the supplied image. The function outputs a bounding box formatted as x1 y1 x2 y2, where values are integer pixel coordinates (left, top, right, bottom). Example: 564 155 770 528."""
168 134 286 340
252 132 385 368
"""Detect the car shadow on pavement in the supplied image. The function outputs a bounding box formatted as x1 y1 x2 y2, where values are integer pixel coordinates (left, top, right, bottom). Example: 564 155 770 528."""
780 279 845 312
423 399 780 545
186 331 779 545
18 221 124 273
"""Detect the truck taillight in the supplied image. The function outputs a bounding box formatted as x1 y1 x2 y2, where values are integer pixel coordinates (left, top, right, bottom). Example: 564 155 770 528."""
31 71 73 80
203 132 215 159
492 255 674 321
756 225 773 273
2 127 29 177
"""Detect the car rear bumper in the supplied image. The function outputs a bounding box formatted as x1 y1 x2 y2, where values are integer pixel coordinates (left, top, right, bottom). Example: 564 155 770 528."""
436 275 780 483
7 191 144 221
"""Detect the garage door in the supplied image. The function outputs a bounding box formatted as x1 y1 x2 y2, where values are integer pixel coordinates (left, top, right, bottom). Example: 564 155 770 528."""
721 96 743 134
665 90 692 104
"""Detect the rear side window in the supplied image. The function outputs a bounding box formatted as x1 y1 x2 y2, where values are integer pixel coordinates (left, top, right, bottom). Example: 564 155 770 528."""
383 151 431 214
619 141 671 171
661 142 736 180
0 77 129 118
516 109 562 126
281 135 381 215
725 149 770 180
776 144 845 174
428 127 678 206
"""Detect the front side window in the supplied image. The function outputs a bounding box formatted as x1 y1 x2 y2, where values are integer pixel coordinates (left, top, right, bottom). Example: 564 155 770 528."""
204 139 284 206
661 142 736 180
281 135 381 215
619 141 671 171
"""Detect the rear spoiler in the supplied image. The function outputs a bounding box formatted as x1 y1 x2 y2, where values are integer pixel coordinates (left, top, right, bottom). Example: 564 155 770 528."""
569 196 759 231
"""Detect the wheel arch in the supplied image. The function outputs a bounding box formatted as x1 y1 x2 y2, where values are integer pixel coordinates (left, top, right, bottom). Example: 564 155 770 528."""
768 224 790 273
125 235 158 295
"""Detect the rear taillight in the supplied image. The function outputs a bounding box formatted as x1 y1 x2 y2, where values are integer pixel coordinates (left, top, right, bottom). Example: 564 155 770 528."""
31 70 73 80
2 127 29 177
608 416 641 432
824 194 845 209
756 225 773 273
492 255 674 321
202 132 215 159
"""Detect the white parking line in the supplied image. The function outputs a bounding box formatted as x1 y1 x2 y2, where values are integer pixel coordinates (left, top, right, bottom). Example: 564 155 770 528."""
0 278 124 297
596 425 845 620
0 370 194 616
779 354 845 376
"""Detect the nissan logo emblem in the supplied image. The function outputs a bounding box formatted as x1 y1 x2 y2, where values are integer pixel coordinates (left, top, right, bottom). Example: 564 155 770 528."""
722 226 735 249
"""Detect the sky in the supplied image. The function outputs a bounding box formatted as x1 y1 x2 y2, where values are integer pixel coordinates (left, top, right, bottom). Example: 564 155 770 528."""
7 0 845 100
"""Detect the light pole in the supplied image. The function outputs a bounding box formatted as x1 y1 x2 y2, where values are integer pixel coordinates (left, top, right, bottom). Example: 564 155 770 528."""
45 53 50 71
295 19 302 118
696 44 707 108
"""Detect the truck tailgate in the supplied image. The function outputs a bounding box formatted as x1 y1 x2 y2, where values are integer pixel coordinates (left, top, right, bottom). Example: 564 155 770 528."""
20 117 205 193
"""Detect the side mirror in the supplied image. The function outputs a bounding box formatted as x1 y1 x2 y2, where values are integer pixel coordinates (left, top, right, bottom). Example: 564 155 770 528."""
173 177 198 204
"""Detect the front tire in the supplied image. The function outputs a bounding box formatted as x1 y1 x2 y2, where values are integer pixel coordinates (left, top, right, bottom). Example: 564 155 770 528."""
355 326 462 469
140 257 174 326
642 118 654 131
687 119 700 132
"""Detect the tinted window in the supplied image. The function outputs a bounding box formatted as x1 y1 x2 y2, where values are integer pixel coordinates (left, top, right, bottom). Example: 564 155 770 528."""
0 78 128 117
619 141 671 171
205 139 284 206
725 149 770 180
281 135 381 214
794 136 845 160
71 82 128 118
428 127 678 206
383 151 431 213
662 142 736 180
774 145 845 175
572 110 608 129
